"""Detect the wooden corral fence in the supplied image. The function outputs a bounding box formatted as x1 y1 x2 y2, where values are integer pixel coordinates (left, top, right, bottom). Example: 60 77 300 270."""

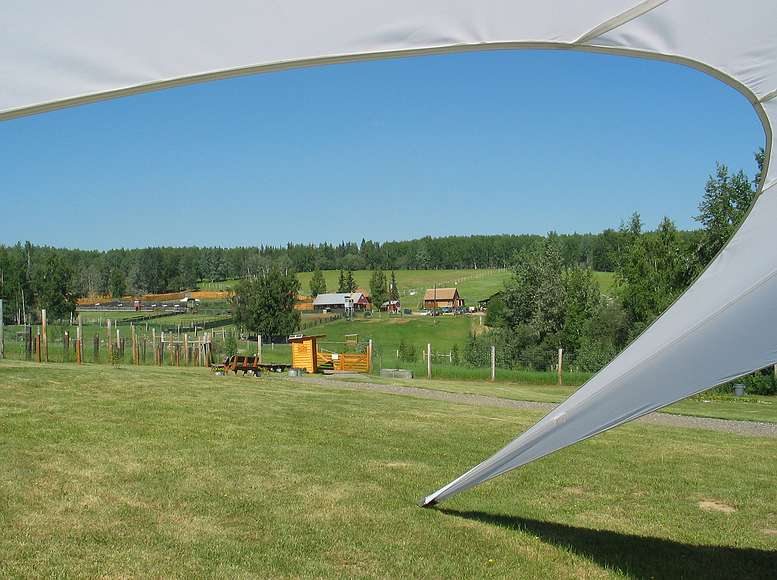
316 351 370 372
333 352 370 373
291 334 372 374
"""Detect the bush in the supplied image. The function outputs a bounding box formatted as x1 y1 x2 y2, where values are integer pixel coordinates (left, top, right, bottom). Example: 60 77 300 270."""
575 337 616 373
713 370 777 396
464 333 489 367
398 339 417 363
224 332 238 358
741 371 777 396
450 343 461 366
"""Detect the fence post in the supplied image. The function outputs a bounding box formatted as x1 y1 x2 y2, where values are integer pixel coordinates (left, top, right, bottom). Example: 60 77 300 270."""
491 345 496 382
107 319 112 358
368 339 373 373
427 343 432 380
205 333 211 367
41 308 48 362
557 348 564 386
76 319 82 364
257 334 262 362
0 299 4 360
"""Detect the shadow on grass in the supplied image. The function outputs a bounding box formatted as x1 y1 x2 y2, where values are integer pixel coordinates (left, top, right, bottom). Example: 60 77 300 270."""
440 509 777 579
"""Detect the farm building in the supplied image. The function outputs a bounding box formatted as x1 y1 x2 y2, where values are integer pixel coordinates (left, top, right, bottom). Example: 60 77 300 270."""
294 294 314 311
380 300 401 313
478 291 502 310
312 292 370 312
423 287 463 309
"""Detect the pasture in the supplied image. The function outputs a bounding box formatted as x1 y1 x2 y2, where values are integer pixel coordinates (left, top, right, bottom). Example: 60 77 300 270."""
313 312 476 353
0 360 775 578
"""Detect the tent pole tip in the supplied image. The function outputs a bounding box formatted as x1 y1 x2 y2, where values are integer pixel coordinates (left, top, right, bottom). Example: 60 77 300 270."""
418 496 438 508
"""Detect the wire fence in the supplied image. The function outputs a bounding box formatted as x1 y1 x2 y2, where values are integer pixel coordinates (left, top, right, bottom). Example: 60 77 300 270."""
0 318 593 385
370 341 592 386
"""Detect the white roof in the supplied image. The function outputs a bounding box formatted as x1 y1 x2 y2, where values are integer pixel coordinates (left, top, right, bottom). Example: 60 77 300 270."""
4 0 777 508
312 292 364 306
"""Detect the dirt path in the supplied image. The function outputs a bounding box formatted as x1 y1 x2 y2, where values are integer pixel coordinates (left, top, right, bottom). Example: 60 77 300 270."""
295 375 777 439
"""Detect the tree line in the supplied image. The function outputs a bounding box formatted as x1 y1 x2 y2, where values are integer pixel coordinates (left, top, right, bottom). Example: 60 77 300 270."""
0 230 697 324
466 151 772 393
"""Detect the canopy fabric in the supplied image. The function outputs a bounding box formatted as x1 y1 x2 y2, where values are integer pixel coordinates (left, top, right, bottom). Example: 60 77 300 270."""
3 1 776 506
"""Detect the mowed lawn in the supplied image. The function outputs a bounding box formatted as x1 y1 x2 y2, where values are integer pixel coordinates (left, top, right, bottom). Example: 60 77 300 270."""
341 375 777 424
1 361 775 578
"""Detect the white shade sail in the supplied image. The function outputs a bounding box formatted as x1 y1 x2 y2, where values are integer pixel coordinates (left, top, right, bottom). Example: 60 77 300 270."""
3 1 776 506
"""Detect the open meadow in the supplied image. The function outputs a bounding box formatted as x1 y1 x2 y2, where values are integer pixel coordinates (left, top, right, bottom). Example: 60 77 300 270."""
0 360 775 578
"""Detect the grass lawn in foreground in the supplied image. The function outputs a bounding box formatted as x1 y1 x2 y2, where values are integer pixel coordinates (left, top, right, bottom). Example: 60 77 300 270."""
1 361 775 577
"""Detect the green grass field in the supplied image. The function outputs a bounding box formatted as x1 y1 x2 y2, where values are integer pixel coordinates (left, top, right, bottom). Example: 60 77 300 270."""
342 374 777 424
1 360 775 577
312 312 475 352
76 310 152 323
593 271 615 294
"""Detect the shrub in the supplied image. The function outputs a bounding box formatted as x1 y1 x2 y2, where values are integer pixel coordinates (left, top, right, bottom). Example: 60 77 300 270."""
450 343 461 366
741 371 777 396
224 332 238 358
398 339 417 363
464 333 489 367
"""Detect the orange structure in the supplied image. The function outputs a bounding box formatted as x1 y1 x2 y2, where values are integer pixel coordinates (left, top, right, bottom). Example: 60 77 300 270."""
289 334 325 373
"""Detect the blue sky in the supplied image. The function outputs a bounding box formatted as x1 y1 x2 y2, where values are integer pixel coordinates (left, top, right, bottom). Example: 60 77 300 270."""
0 49 765 250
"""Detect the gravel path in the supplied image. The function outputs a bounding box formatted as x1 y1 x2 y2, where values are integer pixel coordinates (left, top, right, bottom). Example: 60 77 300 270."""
296 375 777 439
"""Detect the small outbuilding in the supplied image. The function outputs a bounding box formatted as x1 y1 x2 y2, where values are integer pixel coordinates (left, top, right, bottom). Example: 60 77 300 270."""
380 300 401 313
289 334 325 373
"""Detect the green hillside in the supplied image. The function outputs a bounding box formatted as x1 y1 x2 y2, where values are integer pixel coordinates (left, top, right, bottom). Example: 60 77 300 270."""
311 313 476 353
201 269 614 304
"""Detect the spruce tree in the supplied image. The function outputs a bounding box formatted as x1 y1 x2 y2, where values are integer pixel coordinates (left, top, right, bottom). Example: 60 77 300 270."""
345 269 357 292
369 268 388 307
389 271 400 302
310 268 326 297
